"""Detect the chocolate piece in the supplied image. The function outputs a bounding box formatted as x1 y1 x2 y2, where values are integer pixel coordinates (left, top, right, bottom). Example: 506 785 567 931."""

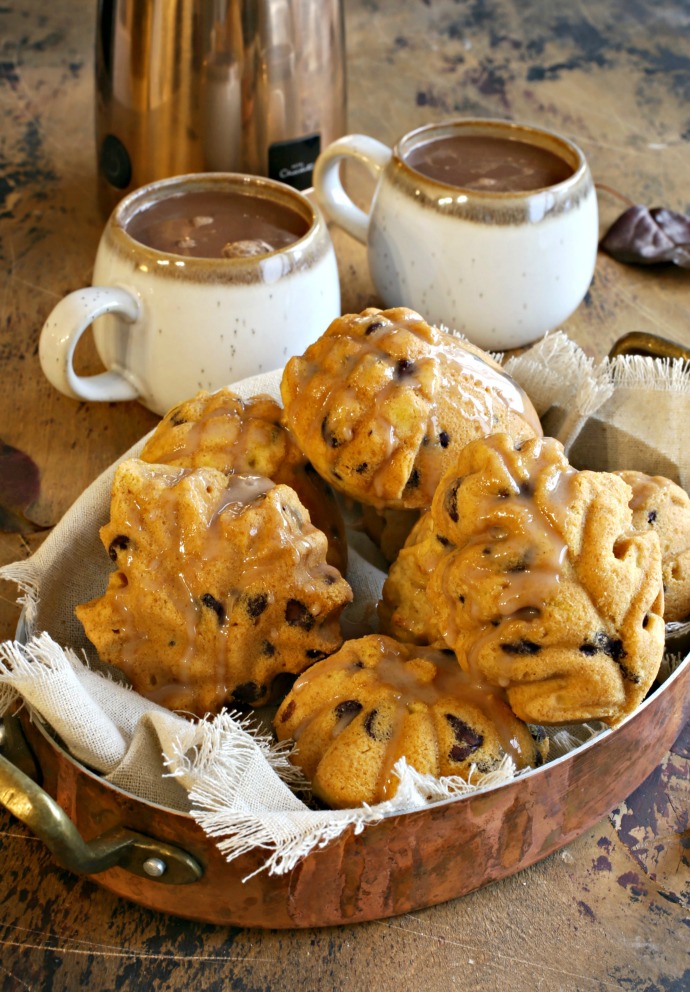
285 599 315 630
201 592 226 625
108 534 130 561
246 593 268 618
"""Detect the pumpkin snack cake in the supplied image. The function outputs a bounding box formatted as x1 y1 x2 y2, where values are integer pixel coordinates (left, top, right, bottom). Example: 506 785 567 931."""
280 306 542 513
76 458 352 716
274 633 548 809
382 433 666 727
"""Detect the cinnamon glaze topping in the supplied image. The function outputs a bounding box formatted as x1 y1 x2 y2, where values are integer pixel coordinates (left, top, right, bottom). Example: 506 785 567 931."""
433 435 577 682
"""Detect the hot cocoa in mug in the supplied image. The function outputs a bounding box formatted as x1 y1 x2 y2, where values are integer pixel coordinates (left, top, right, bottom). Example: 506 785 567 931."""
39 174 340 416
314 119 598 350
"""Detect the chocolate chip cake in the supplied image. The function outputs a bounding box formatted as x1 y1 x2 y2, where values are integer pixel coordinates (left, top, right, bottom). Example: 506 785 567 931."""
425 434 665 726
274 633 548 809
280 307 542 512
378 511 447 645
76 459 352 716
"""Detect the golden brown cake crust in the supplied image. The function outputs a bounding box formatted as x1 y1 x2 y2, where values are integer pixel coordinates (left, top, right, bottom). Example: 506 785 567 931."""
280 307 542 511
76 459 352 717
274 633 548 809
359 505 420 564
378 511 447 645
424 434 665 727
141 387 347 573
615 469 690 623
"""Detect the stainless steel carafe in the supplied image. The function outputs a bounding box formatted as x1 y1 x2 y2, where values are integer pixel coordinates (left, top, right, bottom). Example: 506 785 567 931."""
96 0 347 213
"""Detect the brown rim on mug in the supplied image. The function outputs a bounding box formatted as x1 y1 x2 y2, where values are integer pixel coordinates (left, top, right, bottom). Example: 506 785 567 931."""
388 118 594 223
103 172 331 283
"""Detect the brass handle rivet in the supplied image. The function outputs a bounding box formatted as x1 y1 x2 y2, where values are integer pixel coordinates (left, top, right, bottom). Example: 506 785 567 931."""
143 857 167 878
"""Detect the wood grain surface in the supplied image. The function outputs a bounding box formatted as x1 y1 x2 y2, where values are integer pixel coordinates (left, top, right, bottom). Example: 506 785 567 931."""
0 1 688 989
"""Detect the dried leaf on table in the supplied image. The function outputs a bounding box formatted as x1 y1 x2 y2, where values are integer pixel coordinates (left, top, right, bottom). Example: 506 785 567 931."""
600 204 690 268
0 441 48 534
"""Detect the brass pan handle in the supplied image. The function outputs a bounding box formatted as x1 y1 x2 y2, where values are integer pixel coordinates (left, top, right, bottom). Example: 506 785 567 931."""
0 716 203 885
608 331 690 362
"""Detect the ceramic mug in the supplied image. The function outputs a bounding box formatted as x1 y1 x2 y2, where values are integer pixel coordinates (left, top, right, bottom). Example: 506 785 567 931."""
314 118 598 351
39 173 341 416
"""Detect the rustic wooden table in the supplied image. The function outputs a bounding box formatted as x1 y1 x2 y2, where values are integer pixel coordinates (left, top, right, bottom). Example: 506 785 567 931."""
0 1 688 989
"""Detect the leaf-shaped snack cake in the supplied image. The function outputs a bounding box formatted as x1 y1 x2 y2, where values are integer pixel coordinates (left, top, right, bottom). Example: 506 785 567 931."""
381 434 665 727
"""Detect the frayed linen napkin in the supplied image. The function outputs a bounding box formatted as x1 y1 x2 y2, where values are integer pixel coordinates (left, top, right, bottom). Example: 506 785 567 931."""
504 331 690 489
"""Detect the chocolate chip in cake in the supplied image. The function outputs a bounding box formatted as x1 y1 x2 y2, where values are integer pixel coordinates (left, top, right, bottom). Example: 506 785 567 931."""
321 416 341 448
446 714 484 761
594 631 626 662
363 708 392 741
501 639 541 655
168 408 187 427
437 533 451 547
280 699 296 723
246 592 268 618
232 681 266 704
201 592 226 625
444 479 462 522
365 320 384 335
396 358 415 377
333 699 363 735
262 640 276 656
617 660 641 684
108 534 130 561
647 509 657 524
334 699 362 719
438 430 450 448
285 599 315 630
355 462 368 474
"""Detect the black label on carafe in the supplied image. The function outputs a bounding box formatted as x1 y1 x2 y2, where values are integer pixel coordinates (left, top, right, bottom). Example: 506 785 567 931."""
268 133 321 191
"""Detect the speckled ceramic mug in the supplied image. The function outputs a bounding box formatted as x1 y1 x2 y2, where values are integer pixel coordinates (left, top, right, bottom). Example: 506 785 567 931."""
314 118 598 351
39 173 340 416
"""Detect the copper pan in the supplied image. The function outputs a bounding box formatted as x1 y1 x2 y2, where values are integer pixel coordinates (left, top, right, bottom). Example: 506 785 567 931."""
1 649 688 929
2 328 689 928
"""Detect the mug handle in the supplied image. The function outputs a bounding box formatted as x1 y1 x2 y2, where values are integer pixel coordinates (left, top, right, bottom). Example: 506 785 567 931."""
39 286 142 403
313 134 392 243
